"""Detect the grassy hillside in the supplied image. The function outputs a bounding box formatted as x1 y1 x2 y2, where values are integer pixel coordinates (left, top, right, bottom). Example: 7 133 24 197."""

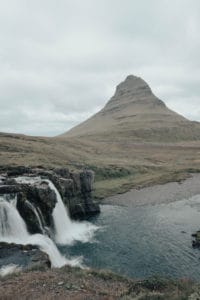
1 75 200 199
63 75 200 142
1 132 200 198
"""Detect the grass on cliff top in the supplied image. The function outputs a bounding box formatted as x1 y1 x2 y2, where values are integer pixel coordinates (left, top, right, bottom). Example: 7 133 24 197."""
0 265 198 299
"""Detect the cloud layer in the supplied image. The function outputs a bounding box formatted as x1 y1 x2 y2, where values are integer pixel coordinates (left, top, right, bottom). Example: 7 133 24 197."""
0 0 199 136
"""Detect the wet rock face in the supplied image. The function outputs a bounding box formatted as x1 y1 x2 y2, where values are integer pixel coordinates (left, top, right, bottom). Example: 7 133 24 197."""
32 167 100 218
23 182 57 229
0 166 100 233
16 184 57 235
56 169 100 219
0 180 57 235
0 242 51 271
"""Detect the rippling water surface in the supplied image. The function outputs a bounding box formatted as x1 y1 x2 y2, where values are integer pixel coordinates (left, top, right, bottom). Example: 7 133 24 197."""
62 195 200 280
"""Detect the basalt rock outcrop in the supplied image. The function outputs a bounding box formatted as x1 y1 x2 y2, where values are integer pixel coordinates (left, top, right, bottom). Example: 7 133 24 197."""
17 182 57 234
0 166 100 234
0 242 51 272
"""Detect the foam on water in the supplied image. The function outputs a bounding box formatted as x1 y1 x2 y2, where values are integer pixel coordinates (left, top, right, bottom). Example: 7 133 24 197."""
46 180 98 245
0 264 22 277
0 197 81 268
15 176 98 245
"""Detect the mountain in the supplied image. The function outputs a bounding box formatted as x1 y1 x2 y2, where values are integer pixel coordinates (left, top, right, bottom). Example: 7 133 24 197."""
0 75 200 199
62 75 200 142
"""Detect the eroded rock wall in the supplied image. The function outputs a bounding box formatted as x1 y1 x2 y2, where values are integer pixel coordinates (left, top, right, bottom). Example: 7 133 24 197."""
0 166 100 234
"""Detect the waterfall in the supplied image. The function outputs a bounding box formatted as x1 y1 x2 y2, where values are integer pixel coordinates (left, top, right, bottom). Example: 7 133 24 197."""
46 180 97 245
0 175 98 275
25 200 45 234
15 176 97 245
0 197 29 241
0 196 81 268
37 206 46 228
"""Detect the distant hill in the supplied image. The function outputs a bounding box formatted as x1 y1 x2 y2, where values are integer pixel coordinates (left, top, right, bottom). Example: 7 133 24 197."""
1 75 200 198
62 75 200 142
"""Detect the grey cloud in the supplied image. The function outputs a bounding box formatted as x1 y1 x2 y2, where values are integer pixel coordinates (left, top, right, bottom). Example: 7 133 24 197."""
0 0 199 136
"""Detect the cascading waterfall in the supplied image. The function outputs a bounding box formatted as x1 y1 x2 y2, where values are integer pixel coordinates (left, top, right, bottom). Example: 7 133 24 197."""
25 200 45 234
0 196 81 269
0 176 98 275
46 180 97 245
37 206 46 228
0 197 27 241
15 176 97 245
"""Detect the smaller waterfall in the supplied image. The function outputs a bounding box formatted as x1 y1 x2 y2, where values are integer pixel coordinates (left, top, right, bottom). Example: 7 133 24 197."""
0 197 81 268
15 176 98 245
37 206 46 228
0 197 29 241
46 180 97 245
25 200 45 234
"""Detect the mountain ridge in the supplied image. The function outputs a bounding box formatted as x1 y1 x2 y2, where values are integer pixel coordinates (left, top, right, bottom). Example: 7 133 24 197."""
0 75 200 198
62 75 199 142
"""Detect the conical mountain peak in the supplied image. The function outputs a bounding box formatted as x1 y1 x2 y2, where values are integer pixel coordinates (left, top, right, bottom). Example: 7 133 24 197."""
115 75 152 97
103 74 162 113
63 75 200 142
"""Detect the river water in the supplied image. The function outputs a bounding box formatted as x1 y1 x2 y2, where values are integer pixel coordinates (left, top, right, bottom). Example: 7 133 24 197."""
1 176 200 280
61 194 200 280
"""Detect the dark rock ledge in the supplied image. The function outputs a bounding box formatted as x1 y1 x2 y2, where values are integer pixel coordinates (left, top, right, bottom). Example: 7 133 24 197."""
0 242 51 272
0 166 100 234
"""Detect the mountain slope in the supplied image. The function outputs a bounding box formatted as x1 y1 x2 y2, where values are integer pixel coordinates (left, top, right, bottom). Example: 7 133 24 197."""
62 75 200 142
0 75 200 199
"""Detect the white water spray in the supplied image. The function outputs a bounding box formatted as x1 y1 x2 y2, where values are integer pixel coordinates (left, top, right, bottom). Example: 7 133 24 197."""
0 197 81 268
46 180 97 245
0 176 98 274
0 264 22 277
16 176 97 245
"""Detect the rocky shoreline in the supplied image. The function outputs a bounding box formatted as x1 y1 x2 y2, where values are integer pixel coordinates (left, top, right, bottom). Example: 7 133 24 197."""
103 173 200 207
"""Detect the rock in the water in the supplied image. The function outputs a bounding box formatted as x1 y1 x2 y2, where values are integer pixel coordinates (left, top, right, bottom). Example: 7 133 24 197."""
0 242 51 271
192 230 200 248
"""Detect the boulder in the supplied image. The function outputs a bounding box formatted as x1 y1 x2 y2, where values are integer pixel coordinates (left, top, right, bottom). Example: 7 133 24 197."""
192 230 200 248
0 242 51 271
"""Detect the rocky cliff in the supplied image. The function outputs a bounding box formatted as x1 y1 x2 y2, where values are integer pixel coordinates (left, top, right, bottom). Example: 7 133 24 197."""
0 166 100 235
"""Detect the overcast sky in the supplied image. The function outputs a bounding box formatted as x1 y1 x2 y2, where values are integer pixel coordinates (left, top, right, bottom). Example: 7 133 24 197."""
0 0 199 136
